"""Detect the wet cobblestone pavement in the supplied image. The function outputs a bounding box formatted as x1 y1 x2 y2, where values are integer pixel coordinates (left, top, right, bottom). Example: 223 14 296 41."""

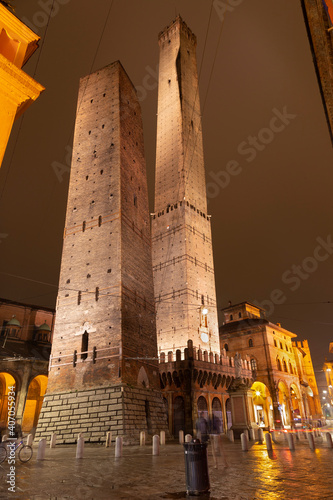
1 431 333 500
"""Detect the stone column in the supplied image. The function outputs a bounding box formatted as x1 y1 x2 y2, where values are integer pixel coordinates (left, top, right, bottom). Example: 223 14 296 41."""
228 379 253 439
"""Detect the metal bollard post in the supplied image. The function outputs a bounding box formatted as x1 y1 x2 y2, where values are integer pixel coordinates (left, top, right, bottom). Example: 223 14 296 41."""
179 430 184 444
228 429 234 442
49 433 56 448
37 438 47 461
115 436 123 458
249 429 255 441
105 431 112 448
258 428 264 444
241 433 248 451
27 434 34 447
185 434 192 443
152 435 160 456
326 432 333 448
76 436 84 459
140 431 146 446
286 433 295 451
160 430 165 445
307 432 315 451
265 432 273 451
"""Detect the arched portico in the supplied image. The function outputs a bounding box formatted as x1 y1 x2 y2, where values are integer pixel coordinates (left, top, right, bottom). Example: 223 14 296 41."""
251 381 273 428
22 375 48 434
0 372 17 431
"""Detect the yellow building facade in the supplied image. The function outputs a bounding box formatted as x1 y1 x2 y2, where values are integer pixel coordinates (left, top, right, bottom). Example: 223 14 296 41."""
0 3 44 167
220 302 322 429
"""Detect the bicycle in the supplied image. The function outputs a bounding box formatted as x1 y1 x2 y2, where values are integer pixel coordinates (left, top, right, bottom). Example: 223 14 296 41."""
0 439 33 463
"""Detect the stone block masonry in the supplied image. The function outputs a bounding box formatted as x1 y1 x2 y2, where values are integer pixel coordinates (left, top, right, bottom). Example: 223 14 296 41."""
35 385 168 444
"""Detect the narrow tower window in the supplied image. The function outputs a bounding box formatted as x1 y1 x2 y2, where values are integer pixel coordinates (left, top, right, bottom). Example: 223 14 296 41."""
81 331 88 360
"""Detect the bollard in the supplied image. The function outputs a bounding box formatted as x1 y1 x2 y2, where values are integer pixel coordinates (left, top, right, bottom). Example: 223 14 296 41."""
258 428 264 444
49 433 56 448
244 429 249 441
307 432 315 451
140 431 146 446
286 433 295 451
115 436 123 458
265 432 273 451
228 429 234 443
105 431 112 448
185 434 192 443
271 431 278 444
249 429 255 441
152 435 160 456
295 431 300 441
179 430 184 444
241 433 248 452
37 438 47 461
27 434 34 447
160 430 165 445
326 432 333 448
76 436 84 459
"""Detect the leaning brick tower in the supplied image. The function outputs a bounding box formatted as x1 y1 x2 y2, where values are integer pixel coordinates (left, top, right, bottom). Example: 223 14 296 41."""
152 17 220 356
36 61 167 443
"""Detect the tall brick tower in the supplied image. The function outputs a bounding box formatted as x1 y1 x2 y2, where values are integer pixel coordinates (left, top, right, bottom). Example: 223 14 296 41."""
36 61 167 443
152 17 220 356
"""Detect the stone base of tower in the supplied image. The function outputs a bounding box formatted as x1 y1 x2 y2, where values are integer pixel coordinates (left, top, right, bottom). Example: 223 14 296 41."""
35 385 169 445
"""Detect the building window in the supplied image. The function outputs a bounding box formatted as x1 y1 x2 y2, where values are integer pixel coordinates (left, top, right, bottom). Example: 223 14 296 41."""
274 339 277 347
280 342 283 350
250 359 257 371
249 338 253 347
230 314 233 321
283 360 288 372
238 312 241 318
224 344 228 352
81 331 88 360
277 358 282 371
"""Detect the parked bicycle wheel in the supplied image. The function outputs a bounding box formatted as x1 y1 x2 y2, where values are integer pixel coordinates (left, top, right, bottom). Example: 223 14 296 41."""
0 445 6 463
18 445 32 463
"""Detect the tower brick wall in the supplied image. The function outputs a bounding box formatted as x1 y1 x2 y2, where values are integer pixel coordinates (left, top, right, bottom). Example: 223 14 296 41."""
36 61 168 443
152 17 220 356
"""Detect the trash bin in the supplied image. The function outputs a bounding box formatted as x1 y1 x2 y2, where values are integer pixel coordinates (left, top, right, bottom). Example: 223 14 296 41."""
183 439 210 496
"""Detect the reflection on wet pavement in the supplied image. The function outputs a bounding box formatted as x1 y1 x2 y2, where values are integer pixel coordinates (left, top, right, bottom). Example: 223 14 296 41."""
1 433 333 499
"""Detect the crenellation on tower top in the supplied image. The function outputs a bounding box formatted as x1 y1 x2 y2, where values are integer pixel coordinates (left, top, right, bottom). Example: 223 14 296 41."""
158 15 197 46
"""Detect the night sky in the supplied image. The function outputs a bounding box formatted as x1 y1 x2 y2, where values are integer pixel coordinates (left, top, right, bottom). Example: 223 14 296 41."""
0 1 332 386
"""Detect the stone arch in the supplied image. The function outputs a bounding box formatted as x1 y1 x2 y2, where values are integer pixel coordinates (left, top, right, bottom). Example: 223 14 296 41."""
137 366 149 388
278 380 291 427
290 383 302 423
0 372 17 430
251 381 273 428
212 397 223 433
22 375 48 433
197 395 208 422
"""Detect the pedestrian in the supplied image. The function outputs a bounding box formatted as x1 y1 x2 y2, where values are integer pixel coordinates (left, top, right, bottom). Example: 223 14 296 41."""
196 412 208 443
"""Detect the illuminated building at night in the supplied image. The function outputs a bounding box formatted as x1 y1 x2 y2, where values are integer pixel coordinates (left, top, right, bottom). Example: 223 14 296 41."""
0 3 44 167
0 298 54 435
220 302 322 428
301 0 333 144
35 61 168 444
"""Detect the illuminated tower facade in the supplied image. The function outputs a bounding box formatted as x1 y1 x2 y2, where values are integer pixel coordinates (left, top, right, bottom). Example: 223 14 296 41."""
301 0 333 144
152 17 220 356
0 3 44 166
36 61 167 443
